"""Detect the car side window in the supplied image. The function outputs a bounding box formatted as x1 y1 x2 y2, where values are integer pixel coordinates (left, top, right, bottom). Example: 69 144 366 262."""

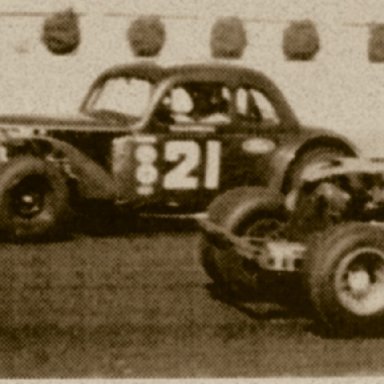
92 77 152 118
235 88 280 124
157 82 231 127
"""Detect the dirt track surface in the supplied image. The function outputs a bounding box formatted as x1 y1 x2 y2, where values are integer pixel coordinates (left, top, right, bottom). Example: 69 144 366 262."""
0 229 384 377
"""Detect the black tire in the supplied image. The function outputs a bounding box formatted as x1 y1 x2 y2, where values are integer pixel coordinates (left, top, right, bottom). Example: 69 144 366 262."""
200 187 270 283
304 222 384 336
287 147 352 192
0 156 71 241
200 240 222 282
201 187 286 298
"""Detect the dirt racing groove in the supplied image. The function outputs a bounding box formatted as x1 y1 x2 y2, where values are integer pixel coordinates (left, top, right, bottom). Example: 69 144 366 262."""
0 227 383 376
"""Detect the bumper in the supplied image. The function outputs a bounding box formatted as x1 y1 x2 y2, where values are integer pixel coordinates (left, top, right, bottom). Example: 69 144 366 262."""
198 218 306 272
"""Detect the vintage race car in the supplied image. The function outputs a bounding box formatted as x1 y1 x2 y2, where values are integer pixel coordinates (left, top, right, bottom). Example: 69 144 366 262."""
199 157 384 336
0 62 357 240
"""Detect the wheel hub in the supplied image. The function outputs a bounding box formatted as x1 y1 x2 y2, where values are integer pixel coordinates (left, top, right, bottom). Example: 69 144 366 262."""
347 269 371 296
18 193 43 215
11 177 47 219
21 195 34 204
336 247 384 315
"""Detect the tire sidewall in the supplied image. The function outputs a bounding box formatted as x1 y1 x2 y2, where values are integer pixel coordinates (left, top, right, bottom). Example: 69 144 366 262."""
0 157 70 240
305 223 384 334
218 208 285 295
204 187 285 295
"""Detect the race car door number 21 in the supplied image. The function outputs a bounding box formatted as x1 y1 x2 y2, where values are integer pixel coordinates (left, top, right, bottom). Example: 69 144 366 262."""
135 140 222 190
163 140 221 190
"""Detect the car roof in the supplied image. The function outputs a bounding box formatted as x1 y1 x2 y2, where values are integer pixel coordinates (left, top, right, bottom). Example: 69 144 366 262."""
95 62 165 83
166 63 268 82
88 62 298 126
95 62 275 88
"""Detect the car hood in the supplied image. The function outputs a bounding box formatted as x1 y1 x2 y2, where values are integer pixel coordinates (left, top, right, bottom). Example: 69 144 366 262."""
0 112 101 126
0 112 139 130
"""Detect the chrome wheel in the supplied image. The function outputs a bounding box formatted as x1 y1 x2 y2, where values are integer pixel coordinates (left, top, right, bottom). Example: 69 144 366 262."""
335 247 384 316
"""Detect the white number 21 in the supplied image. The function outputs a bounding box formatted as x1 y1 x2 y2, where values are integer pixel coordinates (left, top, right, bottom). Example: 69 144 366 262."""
163 141 221 190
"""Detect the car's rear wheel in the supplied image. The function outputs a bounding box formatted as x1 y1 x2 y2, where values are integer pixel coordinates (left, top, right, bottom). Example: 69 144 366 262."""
0 156 71 242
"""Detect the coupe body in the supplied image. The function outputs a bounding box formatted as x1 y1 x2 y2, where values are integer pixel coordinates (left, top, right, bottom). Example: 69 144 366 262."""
0 62 358 239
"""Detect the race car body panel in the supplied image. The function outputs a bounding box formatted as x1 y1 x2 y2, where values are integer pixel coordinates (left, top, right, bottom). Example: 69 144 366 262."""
266 127 359 192
0 62 358 215
0 134 117 200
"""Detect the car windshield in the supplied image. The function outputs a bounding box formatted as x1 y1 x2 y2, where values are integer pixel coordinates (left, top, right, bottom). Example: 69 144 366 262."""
85 76 154 120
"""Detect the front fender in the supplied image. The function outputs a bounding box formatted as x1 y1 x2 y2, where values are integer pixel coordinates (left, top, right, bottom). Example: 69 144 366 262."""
2 136 117 200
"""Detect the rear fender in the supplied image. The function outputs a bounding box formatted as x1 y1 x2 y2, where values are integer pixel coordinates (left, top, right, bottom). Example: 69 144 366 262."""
268 136 358 193
1 136 116 200
209 186 285 232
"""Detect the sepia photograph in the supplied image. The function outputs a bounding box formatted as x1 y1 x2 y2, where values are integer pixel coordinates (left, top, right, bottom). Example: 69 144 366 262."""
0 0 383 378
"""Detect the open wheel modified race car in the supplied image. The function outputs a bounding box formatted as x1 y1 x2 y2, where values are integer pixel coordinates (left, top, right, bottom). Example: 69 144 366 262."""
199 157 384 336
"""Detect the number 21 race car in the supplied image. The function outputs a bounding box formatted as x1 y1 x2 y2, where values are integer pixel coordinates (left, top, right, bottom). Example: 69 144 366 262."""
0 62 357 240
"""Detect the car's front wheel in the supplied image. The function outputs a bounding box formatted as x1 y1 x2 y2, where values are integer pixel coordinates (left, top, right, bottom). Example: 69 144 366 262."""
304 222 384 336
0 156 71 241
200 187 286 299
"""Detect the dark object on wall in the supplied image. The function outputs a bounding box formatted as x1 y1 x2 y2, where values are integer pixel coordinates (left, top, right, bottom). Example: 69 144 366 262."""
128 15 166 57
368 24 384 63
210 17 247 59
283 20 320 61
42 8 80 55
